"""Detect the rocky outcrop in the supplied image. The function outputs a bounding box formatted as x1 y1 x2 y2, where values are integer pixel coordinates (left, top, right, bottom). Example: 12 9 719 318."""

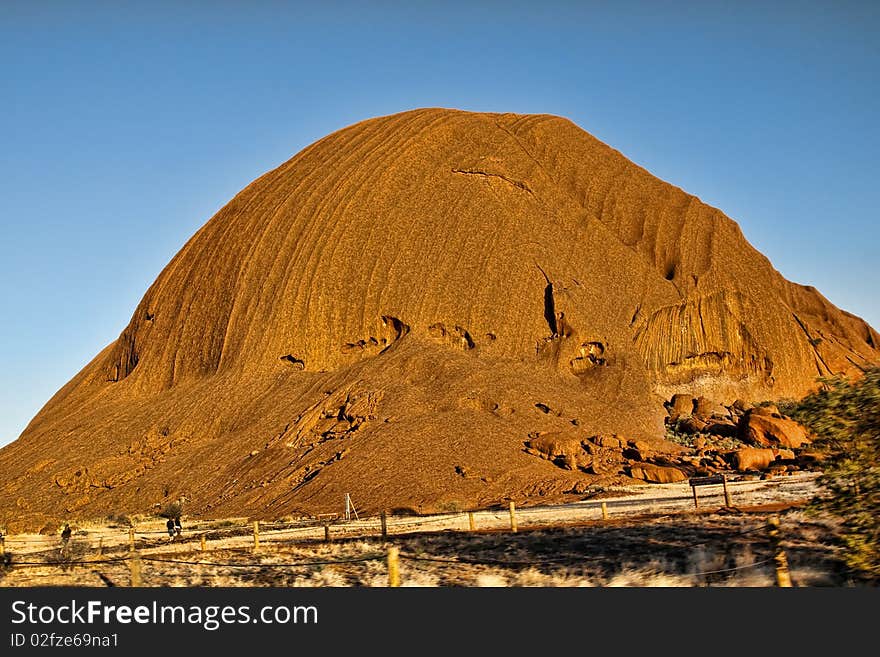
1 107 877 528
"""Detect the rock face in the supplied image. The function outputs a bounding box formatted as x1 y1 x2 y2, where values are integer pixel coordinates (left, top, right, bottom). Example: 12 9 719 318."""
1 108 878 529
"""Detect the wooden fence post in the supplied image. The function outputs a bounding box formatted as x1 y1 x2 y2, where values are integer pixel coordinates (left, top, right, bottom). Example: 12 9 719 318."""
324 523 331 543
509 501 518 533
387 546 400 587
468 511 476 532
129 552 143 587
601 502 608 520
0 533 5 557
380 511 388 539
128 528 135 552
97 538 103 557
253 521 260 552
767 515 792 587
200 534 207 551
691 485 699 509
722 474 732 508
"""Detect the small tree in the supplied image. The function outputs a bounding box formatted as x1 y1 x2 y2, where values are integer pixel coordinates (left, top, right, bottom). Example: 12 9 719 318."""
784 367 880 581
159 498 185 519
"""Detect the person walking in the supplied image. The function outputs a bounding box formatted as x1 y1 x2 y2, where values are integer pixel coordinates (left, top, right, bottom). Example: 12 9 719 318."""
60 523 72 557
166 518 176 541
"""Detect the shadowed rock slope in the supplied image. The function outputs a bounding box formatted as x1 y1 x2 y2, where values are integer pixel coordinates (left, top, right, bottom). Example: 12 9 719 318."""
2 108 877 530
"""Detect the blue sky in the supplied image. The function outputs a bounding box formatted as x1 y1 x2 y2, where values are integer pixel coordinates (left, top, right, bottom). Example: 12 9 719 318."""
1 1 878 446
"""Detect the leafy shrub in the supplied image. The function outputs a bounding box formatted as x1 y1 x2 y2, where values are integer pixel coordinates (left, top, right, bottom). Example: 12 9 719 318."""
783 367 880 581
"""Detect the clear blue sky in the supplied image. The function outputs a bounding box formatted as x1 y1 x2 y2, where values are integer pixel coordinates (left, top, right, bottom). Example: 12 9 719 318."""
1 1 878 447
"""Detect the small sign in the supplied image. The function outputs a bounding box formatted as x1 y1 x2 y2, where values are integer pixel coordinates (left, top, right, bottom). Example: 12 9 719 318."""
689 475 725 487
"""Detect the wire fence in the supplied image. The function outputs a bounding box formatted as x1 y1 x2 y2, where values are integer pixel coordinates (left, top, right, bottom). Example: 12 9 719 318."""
0 496 798 587
2 476 809 557
1 472 818 586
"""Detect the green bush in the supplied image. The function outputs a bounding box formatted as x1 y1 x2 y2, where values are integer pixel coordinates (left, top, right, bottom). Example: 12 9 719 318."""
783 367 880 582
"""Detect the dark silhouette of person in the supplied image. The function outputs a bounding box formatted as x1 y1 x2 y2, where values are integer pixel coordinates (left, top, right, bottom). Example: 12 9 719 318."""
60 523 72 557
166 518 176 540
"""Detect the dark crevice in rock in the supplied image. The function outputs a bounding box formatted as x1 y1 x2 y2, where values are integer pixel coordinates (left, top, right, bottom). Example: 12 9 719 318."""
536 264 558 336
280 355 305 369
451 168 533 195
792 313 831 375
630 304 641 326
455 326 475 349
381 315 410 342
544 284 557 335
342 337 385 354
845 354 867 372
428 323 475 351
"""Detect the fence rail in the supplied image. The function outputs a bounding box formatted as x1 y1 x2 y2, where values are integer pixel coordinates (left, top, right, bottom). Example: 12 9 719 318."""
1 499 799 587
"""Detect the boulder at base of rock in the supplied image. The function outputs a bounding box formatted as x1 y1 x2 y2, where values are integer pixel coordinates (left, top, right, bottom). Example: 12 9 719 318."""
592 434 626 449
694 396 729 419
731 447 795 472
628 462 688 483
526 433 584 459
677 417 708 434
629 439 654 453
623 447 644 461
667 394 695 417
704 419 738 437
738 411 810 448
567 481 593 495
752 404 781 417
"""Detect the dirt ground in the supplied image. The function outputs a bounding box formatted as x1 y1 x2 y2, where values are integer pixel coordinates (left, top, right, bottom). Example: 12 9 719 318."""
0 472 856 587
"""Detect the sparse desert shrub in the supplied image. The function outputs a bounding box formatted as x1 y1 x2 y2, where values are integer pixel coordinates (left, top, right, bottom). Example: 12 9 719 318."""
105 513 135 527
158 501 184 519
664 425 694 448
438 500 463 513
782 367 880 582
204 519 238 530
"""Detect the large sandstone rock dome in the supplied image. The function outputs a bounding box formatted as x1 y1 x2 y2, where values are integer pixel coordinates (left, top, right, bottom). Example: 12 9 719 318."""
2 108 877 529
